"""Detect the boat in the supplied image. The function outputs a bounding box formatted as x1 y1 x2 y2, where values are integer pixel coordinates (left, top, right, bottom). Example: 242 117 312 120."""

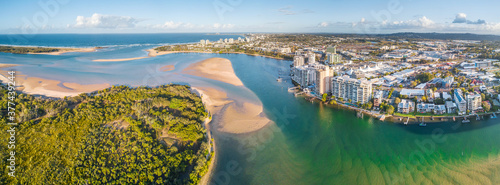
277 77 282 82
492 113 497 119
462 118 470 123
419 122 427 127
476 114 480 121
453 117 456 121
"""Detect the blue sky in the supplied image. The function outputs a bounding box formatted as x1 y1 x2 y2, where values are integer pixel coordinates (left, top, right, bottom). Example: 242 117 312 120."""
1 0 500 34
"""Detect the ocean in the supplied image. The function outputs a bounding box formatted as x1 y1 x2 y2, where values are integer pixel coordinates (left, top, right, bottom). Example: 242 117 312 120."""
1 34 500 185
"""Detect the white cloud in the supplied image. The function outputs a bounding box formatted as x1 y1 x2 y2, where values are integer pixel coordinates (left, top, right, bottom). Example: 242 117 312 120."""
161 21 183 29
74 13 139 29
453 13 486 25
453 13 468 23
318 22 329 27
350 15 500 34
212 23 234 29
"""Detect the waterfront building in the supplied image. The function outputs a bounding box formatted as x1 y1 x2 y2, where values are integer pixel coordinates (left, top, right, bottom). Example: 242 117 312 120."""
398 99 415 114
445 101 457 114
331 75 373 104
417 103 435 113
466 93 482 112
315 66 334 95
454 89 467 114
293 56 305 67
291 66 316 88
434 105 446 114
373 91 383 107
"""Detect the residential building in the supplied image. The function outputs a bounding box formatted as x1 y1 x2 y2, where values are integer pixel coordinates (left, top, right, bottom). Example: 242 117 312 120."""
373 91 383 107
454 89 467 114
417 103 435 113
434 105 446 114
315 66 334 95
293 56 305 67
466 93 482 112
308 53 316 64
331 75 373 104
445 101 457 114
400 89 425 98
326 52 342 64
398 99 415 114
291 66 316 88
442 77 454 88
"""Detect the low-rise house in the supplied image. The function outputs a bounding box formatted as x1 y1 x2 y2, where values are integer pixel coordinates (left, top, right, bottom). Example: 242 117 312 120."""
417 103 435 113
445 101 457 114
434 105 446 114
398 99 415 114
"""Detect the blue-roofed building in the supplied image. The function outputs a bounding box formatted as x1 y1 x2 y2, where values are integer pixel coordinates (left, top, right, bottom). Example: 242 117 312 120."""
454 89 467 115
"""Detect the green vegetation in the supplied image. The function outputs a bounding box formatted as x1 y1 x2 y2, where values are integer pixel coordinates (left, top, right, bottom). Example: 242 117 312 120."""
416 72 435 83
0 46 60 54
0 84 211 184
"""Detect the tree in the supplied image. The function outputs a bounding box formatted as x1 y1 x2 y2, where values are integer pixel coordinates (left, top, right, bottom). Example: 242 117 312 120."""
422 96 428 103
395 97 401 105
329 100 337 105
410 81 418 88
481 93 486 101
432 87 437 92
386 105 395 114
483 102 491 112
322 93 328 102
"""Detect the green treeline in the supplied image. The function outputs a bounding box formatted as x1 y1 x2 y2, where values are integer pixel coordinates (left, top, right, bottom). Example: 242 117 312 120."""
0 46 60 54
0 84 211 184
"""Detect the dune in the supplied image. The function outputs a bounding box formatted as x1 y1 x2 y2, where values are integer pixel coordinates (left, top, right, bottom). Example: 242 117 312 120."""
182 58 244 86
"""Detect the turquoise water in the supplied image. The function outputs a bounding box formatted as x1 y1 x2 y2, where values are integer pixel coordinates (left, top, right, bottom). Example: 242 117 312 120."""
1 35 500 185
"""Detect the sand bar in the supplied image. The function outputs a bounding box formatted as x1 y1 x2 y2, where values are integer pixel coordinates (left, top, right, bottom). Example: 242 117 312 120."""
0 64 20 68
30 47 98 55
0 70 110 98
92 56 149 62
160 65 175 71
182 58 244 86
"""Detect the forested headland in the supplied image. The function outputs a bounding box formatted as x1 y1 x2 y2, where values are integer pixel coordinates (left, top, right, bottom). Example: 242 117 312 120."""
0 84 212 184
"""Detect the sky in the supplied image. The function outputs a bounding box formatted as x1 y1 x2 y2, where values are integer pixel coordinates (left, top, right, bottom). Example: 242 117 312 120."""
1 0 500 34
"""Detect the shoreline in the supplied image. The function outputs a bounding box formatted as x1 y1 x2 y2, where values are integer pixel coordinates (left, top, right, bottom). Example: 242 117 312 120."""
300 93 500 124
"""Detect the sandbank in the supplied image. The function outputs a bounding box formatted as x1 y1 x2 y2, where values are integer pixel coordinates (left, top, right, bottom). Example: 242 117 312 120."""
92 57 149 62
0 70 110 98
182 58 244 86
30 47 97 55
160 65 175 71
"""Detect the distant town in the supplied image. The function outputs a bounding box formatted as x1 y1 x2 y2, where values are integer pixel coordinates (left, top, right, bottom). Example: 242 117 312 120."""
155 33 500 123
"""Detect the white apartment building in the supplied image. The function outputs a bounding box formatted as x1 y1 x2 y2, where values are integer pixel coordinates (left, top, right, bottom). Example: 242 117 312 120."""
454 89 467 114
466 93 482 112
331 75 373 104
293 56 305 67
